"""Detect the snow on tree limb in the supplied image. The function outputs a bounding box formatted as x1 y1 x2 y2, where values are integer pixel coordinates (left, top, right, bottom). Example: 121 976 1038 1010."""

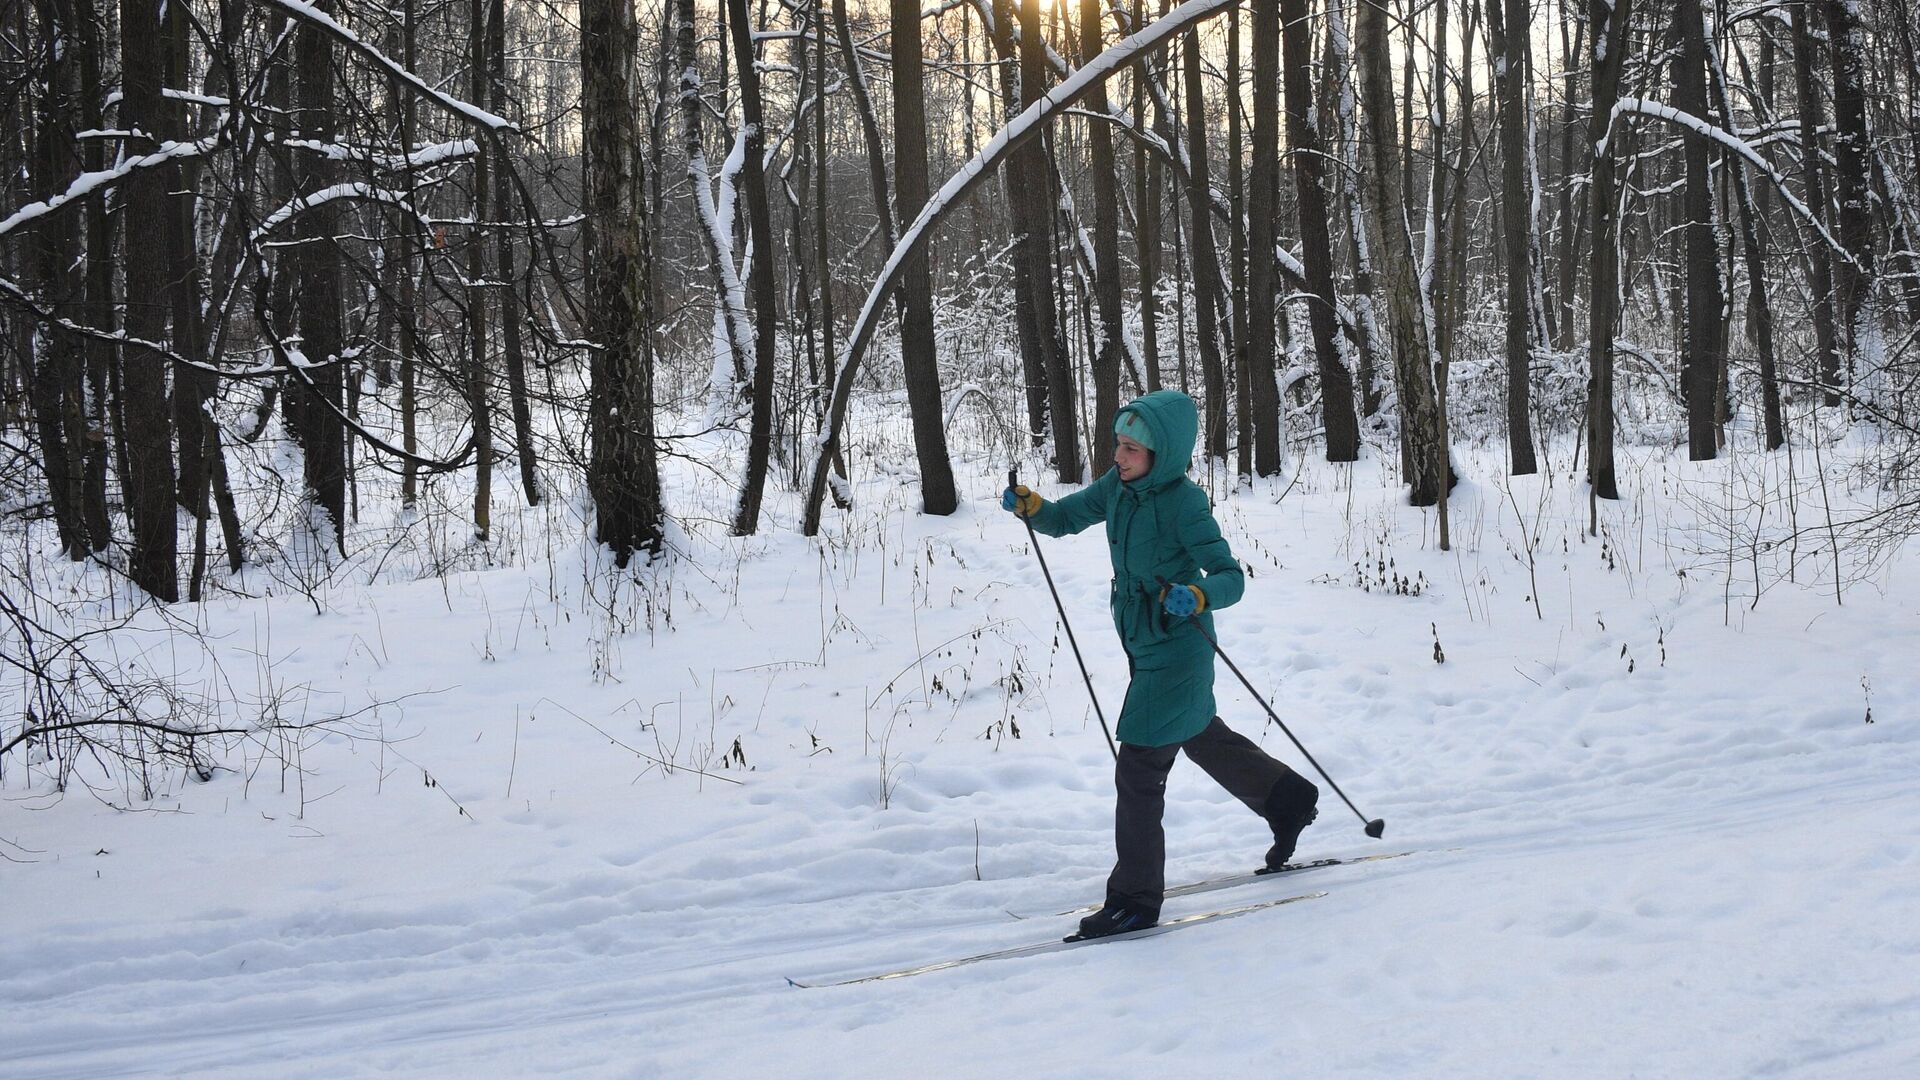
803 0 1239 535
0 134 222 241
259 0 516 133
1610 97 1857 266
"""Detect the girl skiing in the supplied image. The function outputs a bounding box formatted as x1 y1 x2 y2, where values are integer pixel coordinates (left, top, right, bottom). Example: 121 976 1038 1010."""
1002 390 1319 939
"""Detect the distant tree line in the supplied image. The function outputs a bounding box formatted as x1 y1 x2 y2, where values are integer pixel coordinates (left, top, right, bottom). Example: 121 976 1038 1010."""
3 0 1918 597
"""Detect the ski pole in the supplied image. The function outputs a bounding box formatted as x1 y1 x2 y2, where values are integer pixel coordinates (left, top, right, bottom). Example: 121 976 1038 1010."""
1159 576 1386 838
1011 469 1118 760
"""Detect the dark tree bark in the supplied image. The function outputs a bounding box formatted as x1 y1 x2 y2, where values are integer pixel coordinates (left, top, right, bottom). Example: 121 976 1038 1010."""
727 0 784 532
466 0 494 538
1133 2 1164 393
117 0 180 599
1279 0 1359 461
1227 7 1251 478
489 0 540 506
1824 0 1876 388
1357 0 1447 505
680 0 749 387
1792 1 1842 406
1586 0 1633 503
1183 25 1231 460
988 0 1050 444
1244 0 1283 475
888 0 959 516
1490 0 1538 475
27 0 89 559
1701 2 1784 450
832 0 898 251
1018 0 1080 480
75 0 113 552
399 0 421 507
583 0 663 563
1079 0 1129 453
1675 0 1724 461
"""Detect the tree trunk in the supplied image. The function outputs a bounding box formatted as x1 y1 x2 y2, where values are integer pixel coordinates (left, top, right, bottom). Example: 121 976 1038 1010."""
117 0 180 599
583 0 663 564
888 0 959 515
1792 1 1841 407
28 0 89 559
1824 0 1876 390
1080 0 1130 454
1244 0 1283 475
1490 0 1538 475
467 0 494 538
1702 2 1784 450
1586 0 1632 502
832 0 899 251
76 0 113 552
1356 0 1447 504
1183 26 1231 460
399 0 421 508
1675 0 1723 461
490 0 540 505
1227 7 1251 478
680 0 750 388
726 0 783 532
1279 0 1360 461
988 0 1050 445
1134 9 1163 394
1018 0 1081 480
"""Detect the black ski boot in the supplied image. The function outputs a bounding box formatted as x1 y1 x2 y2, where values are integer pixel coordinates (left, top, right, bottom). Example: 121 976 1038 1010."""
1073 903 1158 941
1262 770 1320 871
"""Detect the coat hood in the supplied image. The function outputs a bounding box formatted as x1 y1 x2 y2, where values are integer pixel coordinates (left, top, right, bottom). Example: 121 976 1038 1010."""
1114 390 1198 490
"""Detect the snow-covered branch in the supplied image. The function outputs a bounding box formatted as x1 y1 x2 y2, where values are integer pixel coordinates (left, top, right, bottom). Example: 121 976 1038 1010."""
1610 97 1857 266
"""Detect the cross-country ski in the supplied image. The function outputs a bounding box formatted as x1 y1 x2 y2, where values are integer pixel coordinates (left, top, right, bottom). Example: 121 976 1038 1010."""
790 891 1328 989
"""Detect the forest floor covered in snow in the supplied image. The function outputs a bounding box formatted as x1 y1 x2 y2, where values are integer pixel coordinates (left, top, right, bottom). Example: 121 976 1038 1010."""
4 418 1918 1078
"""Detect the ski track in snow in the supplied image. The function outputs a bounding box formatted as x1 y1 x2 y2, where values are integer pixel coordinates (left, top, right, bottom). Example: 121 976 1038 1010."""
5 444 1919 1078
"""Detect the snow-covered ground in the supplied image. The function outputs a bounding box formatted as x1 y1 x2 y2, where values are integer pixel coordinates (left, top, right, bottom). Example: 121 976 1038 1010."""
5 427 1917 1078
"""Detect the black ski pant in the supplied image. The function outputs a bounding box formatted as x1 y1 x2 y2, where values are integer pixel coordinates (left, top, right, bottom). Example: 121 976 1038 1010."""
1105 717 1305 918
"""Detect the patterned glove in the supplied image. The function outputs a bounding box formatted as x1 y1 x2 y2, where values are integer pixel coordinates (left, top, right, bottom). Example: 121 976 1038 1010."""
1162 584 1206 617
1001 484 1044 518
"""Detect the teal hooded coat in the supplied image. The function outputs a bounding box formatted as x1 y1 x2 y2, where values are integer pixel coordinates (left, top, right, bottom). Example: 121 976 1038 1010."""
1027 391 1245 747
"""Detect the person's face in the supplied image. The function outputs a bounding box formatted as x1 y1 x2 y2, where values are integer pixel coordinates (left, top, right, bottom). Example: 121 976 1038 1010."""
1115 435 1153 481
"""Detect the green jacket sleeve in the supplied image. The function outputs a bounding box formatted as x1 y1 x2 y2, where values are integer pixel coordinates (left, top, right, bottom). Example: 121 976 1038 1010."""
1027 469 1115 537
1176 484 1244 610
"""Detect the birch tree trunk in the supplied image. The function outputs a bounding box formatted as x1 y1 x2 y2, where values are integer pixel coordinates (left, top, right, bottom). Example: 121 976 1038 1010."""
583 0 663 563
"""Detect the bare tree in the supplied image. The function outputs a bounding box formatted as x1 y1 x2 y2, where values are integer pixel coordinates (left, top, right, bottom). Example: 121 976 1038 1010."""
1490 0 1538 475
1586 0 1633 505
1356 0 1447 505
1279 0 1360 462
117 0 180 599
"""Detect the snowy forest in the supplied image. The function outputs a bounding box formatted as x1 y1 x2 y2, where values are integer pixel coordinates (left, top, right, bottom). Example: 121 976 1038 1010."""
4 0 1919 1075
